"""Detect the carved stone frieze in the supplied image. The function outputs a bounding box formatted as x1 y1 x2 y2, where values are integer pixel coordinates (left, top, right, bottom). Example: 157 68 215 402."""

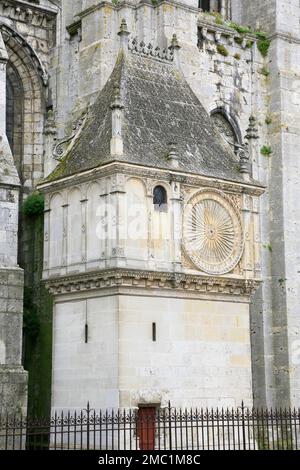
0 0 57 25
129 37 174 63
45 268 260 297
39 161 264 197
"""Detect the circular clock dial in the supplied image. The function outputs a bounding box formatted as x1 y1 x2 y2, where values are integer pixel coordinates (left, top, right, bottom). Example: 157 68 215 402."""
183 190 244 275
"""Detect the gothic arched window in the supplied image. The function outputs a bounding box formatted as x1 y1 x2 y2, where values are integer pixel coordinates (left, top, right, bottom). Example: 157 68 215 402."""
6 63 24 181
153 186 168 212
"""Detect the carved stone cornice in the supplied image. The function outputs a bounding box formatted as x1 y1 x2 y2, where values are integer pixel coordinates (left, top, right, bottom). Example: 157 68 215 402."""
45 268 260 297
39 161 265 197
197 18 257 47
0 0 57 24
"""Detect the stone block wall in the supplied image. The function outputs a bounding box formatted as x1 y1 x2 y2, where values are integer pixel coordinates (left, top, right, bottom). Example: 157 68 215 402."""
0 267 28 415
50 290 252 411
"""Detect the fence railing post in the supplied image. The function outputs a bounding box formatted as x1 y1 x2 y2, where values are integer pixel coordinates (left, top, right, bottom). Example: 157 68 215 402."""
168 401 172 451
241 402 246 450
85 402 90 451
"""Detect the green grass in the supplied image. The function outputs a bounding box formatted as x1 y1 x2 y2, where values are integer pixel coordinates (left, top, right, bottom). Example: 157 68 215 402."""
263 243 273 252
214 13 224 25
265 116 272 125
234 37 243 45
216 44 229 57
246 40 254 49
261 66 270 76
228 22 252 34
257 38 271 57
261 145 272 156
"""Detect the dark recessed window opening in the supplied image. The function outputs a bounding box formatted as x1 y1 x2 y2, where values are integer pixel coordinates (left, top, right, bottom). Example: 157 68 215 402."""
199 0 210 12
153 185 168 212
152 323 156 342
85 323 88 343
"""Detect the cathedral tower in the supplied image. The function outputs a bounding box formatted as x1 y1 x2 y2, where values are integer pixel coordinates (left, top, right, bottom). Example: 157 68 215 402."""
39 19 263 412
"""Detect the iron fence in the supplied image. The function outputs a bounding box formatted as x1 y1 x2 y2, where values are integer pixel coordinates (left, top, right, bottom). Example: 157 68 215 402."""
1 403 300 451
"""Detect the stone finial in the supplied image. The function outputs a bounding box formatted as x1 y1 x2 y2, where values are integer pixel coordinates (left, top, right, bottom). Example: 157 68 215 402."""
118 19 130 53
245 115 259 141
169 34 181 68
171 34 180 50
237 144 250 180
110 84 124 110
110 84 124 157
167 142 179 168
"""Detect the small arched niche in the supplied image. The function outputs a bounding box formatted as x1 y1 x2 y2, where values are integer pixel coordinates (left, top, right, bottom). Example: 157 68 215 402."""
211 108 242 151
153 185 168 213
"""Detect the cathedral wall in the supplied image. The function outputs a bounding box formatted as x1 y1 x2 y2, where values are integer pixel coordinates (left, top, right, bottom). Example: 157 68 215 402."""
50 290 252 412
51 295 119 412
231 0 276 33
54 2 264 150
272 36 300 409
236 0 300 409
119 292 252 409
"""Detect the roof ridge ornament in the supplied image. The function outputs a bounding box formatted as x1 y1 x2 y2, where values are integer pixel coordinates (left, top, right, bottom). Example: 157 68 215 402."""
245 115 259 141
129 37 174 63
118 18 130 54
167 142 179 168
169 34 181 68
110 84 124 157
110 84 124 111
237 143 250 181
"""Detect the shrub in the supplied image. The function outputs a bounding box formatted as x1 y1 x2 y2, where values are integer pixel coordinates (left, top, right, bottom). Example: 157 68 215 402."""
234 53 241 60
22 192 45 217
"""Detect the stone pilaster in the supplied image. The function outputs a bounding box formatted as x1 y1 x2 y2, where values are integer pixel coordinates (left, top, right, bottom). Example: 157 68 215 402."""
0 31 28 416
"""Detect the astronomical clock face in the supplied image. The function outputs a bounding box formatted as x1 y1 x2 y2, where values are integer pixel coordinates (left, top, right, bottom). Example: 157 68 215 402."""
183 190 244 275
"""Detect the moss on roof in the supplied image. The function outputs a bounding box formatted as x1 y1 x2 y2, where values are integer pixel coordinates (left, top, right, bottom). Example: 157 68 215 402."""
46 49 251 184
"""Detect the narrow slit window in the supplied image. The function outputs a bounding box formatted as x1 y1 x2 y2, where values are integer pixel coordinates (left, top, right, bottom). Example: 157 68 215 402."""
152 323 156 342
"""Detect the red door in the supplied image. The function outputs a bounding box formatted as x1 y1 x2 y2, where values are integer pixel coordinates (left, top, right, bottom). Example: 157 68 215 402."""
137 407 156 450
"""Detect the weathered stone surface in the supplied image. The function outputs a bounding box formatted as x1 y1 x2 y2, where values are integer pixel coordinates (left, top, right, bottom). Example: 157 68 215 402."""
0 0 299 415
47 49 255 185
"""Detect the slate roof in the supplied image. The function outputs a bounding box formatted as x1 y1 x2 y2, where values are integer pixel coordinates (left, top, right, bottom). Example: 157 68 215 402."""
47 49 255 185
